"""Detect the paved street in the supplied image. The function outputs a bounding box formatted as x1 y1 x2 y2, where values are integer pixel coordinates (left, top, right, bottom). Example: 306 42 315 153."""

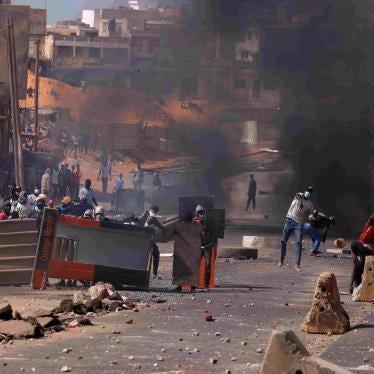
0 230 373 373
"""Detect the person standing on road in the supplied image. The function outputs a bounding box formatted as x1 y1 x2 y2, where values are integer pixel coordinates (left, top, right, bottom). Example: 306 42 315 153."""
350 213 374 294
72 164 82 200
192 205 217 289
304 210 336 257
71 134 79 159
40 168 52 199
278 186 314 272
245 174 257 211
98 161 112 194
51 166 59 201
145 206 165 279
133 163 144 191
153 171 162 189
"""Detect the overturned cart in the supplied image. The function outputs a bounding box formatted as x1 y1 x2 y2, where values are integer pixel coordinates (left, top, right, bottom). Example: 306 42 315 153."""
32 208 153 289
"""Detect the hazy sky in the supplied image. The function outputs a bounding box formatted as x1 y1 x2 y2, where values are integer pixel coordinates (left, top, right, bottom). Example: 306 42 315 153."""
12 0 122 24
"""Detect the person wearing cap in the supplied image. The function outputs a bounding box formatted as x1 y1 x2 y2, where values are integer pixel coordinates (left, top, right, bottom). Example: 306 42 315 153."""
83 209 93 219
79 179 97 207
28 188 40 208
94 206 106 222
145 206 165 279
0 202 11 221
15 192 32 219
192 205 217 289
304 210 336 257
278 186 315 272
29 196 46 231
58 196 74 215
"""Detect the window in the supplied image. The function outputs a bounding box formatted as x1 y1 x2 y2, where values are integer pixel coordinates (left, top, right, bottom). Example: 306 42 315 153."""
247 31 252 40
241 51 249 60
252 80 261 98
234 79 246 89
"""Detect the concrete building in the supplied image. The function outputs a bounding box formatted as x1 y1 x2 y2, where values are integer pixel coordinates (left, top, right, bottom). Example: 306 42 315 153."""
235 27 260 63
130 29 160 67
45 34 130 67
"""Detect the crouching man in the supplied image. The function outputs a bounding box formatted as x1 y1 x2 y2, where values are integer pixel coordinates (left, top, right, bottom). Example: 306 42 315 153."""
350 214 374 294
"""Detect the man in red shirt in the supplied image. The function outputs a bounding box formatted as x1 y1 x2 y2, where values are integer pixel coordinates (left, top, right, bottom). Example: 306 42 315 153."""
0 202 11 220
72 164 82 200
350 214 374 294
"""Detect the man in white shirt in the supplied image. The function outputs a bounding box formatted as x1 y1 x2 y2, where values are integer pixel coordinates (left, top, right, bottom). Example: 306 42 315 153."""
279 186 314 271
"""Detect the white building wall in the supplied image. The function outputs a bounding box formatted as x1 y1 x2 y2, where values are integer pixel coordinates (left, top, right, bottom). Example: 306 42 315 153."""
82 10 95 27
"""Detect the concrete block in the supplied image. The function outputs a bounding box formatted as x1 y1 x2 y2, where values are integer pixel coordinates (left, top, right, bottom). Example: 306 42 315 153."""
243 236 265 248
334 238 347 249
352 256 374 302
327 248 351 255
261 327 353 374
301 272 350 335
0 320 42 339
218 247 258 259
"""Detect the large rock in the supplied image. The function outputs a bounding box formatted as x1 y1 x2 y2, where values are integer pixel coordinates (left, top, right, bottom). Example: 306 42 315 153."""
301 272 350 335
353 256 374 302
0 304 13 321
0 320 43 339
261 327 353 374
73 291 89 305
88 283 114 300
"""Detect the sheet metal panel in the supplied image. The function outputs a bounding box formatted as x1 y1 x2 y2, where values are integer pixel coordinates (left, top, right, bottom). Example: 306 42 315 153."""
56 223 152 271
172 222 202 286
0 218 38 285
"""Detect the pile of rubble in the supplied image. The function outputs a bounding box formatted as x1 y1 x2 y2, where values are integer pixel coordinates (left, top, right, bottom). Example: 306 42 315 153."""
0 283 149 343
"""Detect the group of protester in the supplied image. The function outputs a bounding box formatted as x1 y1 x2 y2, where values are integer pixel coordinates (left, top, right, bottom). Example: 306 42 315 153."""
278 184 374 295
0 185 48 230
41 164 82 201
60 129 103 158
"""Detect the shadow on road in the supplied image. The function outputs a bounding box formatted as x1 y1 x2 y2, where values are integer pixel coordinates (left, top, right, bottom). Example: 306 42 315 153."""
351 323 374 330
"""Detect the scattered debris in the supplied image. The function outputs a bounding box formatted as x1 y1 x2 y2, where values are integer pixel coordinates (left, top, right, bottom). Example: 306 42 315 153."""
209 357 218 364
61 366 72 373
256 347 264 353
125 319 133 325
205 314 215 322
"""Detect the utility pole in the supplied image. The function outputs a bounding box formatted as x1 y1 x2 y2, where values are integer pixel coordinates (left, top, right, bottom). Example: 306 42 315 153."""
6 17 25 189
34 39 40 152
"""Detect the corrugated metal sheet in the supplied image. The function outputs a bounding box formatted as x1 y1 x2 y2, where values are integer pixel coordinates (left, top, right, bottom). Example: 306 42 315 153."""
111 124 141 151
0 219 38 285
